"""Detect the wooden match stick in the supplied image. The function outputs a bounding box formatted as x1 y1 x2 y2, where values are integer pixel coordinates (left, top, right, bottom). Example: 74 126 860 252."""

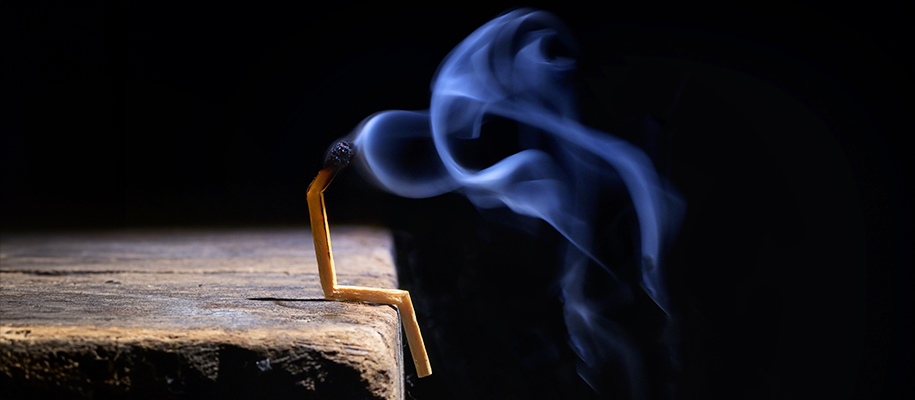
307 140 432 378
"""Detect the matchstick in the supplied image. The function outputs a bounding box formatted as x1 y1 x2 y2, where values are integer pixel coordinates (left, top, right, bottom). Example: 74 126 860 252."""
307 140 432 378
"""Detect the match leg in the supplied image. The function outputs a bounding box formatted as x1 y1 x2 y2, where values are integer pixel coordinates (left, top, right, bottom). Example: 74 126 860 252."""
307 142 432 377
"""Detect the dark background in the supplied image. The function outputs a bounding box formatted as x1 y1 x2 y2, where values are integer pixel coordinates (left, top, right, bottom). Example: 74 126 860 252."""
2 1 911 399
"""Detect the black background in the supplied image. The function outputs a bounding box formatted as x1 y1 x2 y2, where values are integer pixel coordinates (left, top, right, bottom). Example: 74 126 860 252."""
2 1 912 399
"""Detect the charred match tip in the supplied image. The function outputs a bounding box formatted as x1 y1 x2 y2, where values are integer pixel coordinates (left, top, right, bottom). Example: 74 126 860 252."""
324 140 355 169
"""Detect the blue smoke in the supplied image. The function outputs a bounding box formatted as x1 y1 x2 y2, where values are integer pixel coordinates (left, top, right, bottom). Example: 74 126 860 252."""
350 9 684 396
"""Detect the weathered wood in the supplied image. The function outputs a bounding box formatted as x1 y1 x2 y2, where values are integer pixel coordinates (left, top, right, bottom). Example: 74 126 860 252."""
0 227 403 399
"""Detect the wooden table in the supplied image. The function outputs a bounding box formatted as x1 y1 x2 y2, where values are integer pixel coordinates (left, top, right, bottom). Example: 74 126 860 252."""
0 227 404 399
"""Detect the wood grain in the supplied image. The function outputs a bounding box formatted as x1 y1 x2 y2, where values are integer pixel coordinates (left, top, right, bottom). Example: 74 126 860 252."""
0 227 403 400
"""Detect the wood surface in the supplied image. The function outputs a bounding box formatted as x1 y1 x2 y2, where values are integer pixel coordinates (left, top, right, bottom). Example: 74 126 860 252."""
0 227 404 399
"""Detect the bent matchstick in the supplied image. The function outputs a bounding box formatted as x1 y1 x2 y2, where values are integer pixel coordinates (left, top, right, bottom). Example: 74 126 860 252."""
307 140 432 378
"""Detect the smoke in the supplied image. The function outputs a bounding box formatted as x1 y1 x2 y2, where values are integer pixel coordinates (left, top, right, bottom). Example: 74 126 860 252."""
350 9 684 397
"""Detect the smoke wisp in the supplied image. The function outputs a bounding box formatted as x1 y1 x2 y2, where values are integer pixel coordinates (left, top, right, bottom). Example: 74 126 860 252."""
349 9 684 397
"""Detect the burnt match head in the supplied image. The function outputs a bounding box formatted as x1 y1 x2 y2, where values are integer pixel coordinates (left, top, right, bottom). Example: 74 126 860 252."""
324 140 355 169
